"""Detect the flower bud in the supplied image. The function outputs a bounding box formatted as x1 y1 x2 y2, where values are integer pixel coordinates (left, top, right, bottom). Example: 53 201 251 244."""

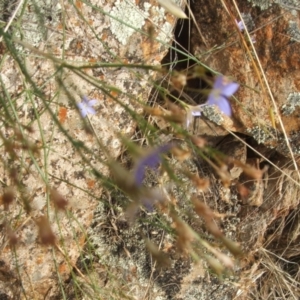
184 173 209 191
50 188 68 211
36 216 56 246
220 236 243 257
1 187 15 210
190 135 206 148
206 256 225 276
171 147 191 161
6 225 19 247
170 72 187 89
145 239 171 269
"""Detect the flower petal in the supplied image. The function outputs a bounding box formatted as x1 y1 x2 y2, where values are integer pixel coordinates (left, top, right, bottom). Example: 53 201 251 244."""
77 103 87 118
86 106 96 115
221 82 239 98
82 96 89 104
206 92 219 106
88 99 98 106
217 96 232 116
236 20 244 31
213 76 224 90
206 95 232 117
134 144 172 186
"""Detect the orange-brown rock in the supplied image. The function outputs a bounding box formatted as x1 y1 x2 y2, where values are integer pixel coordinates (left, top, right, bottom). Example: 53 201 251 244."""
190 0 300 156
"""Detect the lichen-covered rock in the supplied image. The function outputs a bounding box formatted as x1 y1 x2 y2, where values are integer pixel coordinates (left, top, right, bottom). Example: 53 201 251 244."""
190 0 300 157
0 0 181 298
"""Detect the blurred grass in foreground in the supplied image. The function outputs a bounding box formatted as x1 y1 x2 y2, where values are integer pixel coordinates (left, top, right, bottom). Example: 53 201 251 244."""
0 0 299 299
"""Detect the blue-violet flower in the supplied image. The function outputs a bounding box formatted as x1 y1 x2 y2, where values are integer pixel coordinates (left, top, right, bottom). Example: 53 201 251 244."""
186 75 239 125
77 96 97 118
206 75 239 117
134 144 172 186
236 19 245 31
236 19 256 43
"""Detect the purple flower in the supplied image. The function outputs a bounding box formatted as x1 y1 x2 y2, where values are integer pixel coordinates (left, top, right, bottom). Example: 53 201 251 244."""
184 76 239 127
236 19 256 43
206 75 239 117
134 144 172 186
77 96 97 117
236 19 245 31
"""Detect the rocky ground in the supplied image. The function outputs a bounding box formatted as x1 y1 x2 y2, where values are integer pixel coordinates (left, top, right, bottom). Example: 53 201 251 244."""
0 0 300 299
